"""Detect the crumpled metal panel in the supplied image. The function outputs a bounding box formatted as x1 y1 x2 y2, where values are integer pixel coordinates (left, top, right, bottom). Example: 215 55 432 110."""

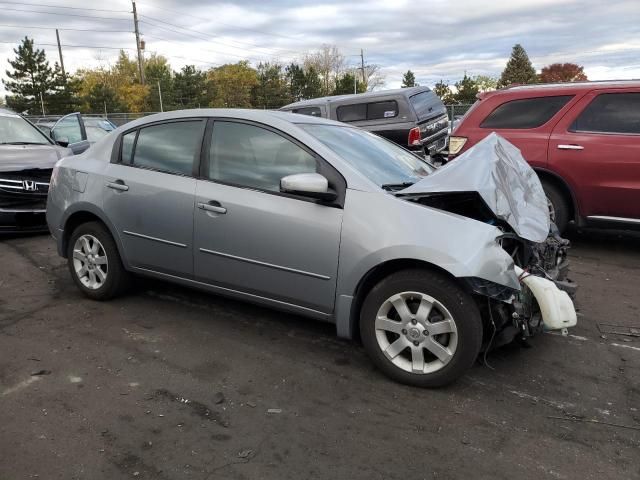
400 133 550 242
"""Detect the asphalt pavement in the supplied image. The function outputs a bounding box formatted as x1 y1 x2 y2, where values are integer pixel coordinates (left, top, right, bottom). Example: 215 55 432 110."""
1 229 639 479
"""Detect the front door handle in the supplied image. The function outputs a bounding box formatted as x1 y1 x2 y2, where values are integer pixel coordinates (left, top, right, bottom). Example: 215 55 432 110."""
557 144 584 150
106 180 129 191
197 201 227 214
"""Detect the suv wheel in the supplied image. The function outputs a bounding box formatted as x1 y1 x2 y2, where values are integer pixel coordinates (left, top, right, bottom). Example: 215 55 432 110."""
67 221 130 300
541 181 569 234
360 269 482 387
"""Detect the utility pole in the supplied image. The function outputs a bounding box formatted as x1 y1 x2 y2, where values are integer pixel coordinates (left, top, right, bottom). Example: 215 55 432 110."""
360 49 366 89
39 91 45 116
132 0 145 84
157 81 163 112
55 29 66 79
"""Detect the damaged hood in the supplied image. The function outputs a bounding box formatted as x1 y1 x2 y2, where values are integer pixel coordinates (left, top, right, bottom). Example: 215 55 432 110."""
399 133 550 242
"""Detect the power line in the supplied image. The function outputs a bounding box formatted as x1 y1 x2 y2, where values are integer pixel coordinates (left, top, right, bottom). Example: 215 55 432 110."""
2 6 131 21
0 23 132 33
0 1 129 13
139 15 299 57
136 1 300 41
0 40 135 51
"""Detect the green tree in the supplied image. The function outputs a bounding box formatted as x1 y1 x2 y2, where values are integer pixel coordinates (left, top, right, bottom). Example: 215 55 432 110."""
252 62 289 109
302 66 323 99
83 83 124 113
433 80 455 104
145 54 174 111
401 70 417 88
333 72 366 95
473 75 498 92
453 73 479 104
285 63 306 102
173 65 208 108
47 73 81 114
3 37 58 114
499 44 537 87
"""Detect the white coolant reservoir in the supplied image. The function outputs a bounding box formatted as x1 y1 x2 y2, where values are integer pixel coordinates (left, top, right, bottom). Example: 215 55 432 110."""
514 266 577 330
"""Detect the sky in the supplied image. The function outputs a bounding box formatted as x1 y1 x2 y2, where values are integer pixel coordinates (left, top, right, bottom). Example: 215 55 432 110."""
1 0 639 99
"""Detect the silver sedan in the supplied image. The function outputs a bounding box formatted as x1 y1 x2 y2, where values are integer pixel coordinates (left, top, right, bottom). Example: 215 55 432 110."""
46 109 576 387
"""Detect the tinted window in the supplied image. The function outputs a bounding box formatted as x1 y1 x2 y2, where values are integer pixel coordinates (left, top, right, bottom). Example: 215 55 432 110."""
367 100 398 120
293 107 322 117
301 124 433 187
52 114 83 144
481 95 573 129
571 93 640 134
336 103 366 122
121 131 136 164
133 121 204 175
410 91 442 119
209 121 317 192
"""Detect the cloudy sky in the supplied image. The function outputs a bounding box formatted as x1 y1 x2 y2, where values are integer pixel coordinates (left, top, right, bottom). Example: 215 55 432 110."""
1 0 639 99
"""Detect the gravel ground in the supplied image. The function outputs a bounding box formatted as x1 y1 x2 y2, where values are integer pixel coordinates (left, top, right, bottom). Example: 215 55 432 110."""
1 229 639 480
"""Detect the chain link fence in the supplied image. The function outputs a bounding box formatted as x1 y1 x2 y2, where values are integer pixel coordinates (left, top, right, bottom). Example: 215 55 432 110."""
26 104 476 130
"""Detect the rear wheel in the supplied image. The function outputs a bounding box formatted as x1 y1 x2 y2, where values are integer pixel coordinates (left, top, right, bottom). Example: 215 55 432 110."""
541 180 569 234
67 221 130 300
360 269 482 387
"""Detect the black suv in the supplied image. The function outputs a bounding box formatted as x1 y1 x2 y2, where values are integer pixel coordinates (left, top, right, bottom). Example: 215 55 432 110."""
280 86 449 157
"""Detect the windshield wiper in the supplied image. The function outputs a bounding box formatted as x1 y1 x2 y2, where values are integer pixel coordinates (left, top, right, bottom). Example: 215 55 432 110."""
381 182 415 191
0 141 48 145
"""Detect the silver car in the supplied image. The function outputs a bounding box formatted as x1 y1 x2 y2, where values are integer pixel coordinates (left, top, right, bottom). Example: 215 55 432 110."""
46 109 577 387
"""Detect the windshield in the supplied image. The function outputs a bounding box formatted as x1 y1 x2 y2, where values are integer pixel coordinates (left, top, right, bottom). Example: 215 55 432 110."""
299 124 434 188
0 114 51 145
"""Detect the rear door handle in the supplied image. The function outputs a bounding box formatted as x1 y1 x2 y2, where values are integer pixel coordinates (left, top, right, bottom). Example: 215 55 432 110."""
106 180 129 191
557 144 584 150
197 201 227 214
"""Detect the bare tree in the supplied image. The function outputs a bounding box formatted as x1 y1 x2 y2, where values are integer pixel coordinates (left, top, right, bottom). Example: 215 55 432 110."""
303 44 345 96
363 64 385 91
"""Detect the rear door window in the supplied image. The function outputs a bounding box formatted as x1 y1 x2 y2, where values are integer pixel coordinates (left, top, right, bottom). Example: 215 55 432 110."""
570 93 640 134
481 95 573 129
131 120 205 175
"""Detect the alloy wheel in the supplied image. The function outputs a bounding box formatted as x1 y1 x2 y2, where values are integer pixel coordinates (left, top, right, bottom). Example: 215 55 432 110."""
375 291 458 374
72 234 108 290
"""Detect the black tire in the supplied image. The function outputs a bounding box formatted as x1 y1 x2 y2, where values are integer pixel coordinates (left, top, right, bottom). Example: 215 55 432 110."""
67 221 130 300
542 181 570 234
360 269 482 388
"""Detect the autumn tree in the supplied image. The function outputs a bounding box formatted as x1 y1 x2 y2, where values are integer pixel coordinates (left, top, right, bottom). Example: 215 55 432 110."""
499 44 537 87
433 80 455 104
303 45 345 96
539 63 587 83
401 70 417 88
144 54 174 111
206 61 258 108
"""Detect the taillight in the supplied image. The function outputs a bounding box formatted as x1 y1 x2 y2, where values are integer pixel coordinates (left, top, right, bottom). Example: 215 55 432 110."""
408 127 421 146
448 136 468 155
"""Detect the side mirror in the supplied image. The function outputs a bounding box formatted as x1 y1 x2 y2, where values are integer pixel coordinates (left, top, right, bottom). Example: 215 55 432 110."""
280 173 337 202
55 136 70 148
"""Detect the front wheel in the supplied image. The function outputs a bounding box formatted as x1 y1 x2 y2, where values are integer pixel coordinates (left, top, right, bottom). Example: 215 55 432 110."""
541 181 569 234
360 269 482 387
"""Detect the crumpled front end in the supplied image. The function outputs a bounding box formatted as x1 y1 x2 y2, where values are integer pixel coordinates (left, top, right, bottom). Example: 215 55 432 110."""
395 133 577 347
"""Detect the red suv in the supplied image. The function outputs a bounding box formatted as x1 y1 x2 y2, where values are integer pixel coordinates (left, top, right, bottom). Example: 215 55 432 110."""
449 81 640 233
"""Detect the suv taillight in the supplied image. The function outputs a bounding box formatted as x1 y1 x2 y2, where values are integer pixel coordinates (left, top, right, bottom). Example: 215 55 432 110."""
408 127 421 146
448 136 468 155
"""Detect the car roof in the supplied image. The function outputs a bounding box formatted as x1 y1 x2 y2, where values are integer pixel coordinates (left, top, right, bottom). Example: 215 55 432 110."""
281 86 432 109
0 108 20 116
123 108 344 128
480 80 640 99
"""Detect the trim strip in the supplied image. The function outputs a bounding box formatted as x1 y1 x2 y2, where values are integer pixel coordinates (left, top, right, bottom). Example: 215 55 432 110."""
123 230 187 248
0 208 46 213
132 266 331 319
587 215 640 225
199 247 331 280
